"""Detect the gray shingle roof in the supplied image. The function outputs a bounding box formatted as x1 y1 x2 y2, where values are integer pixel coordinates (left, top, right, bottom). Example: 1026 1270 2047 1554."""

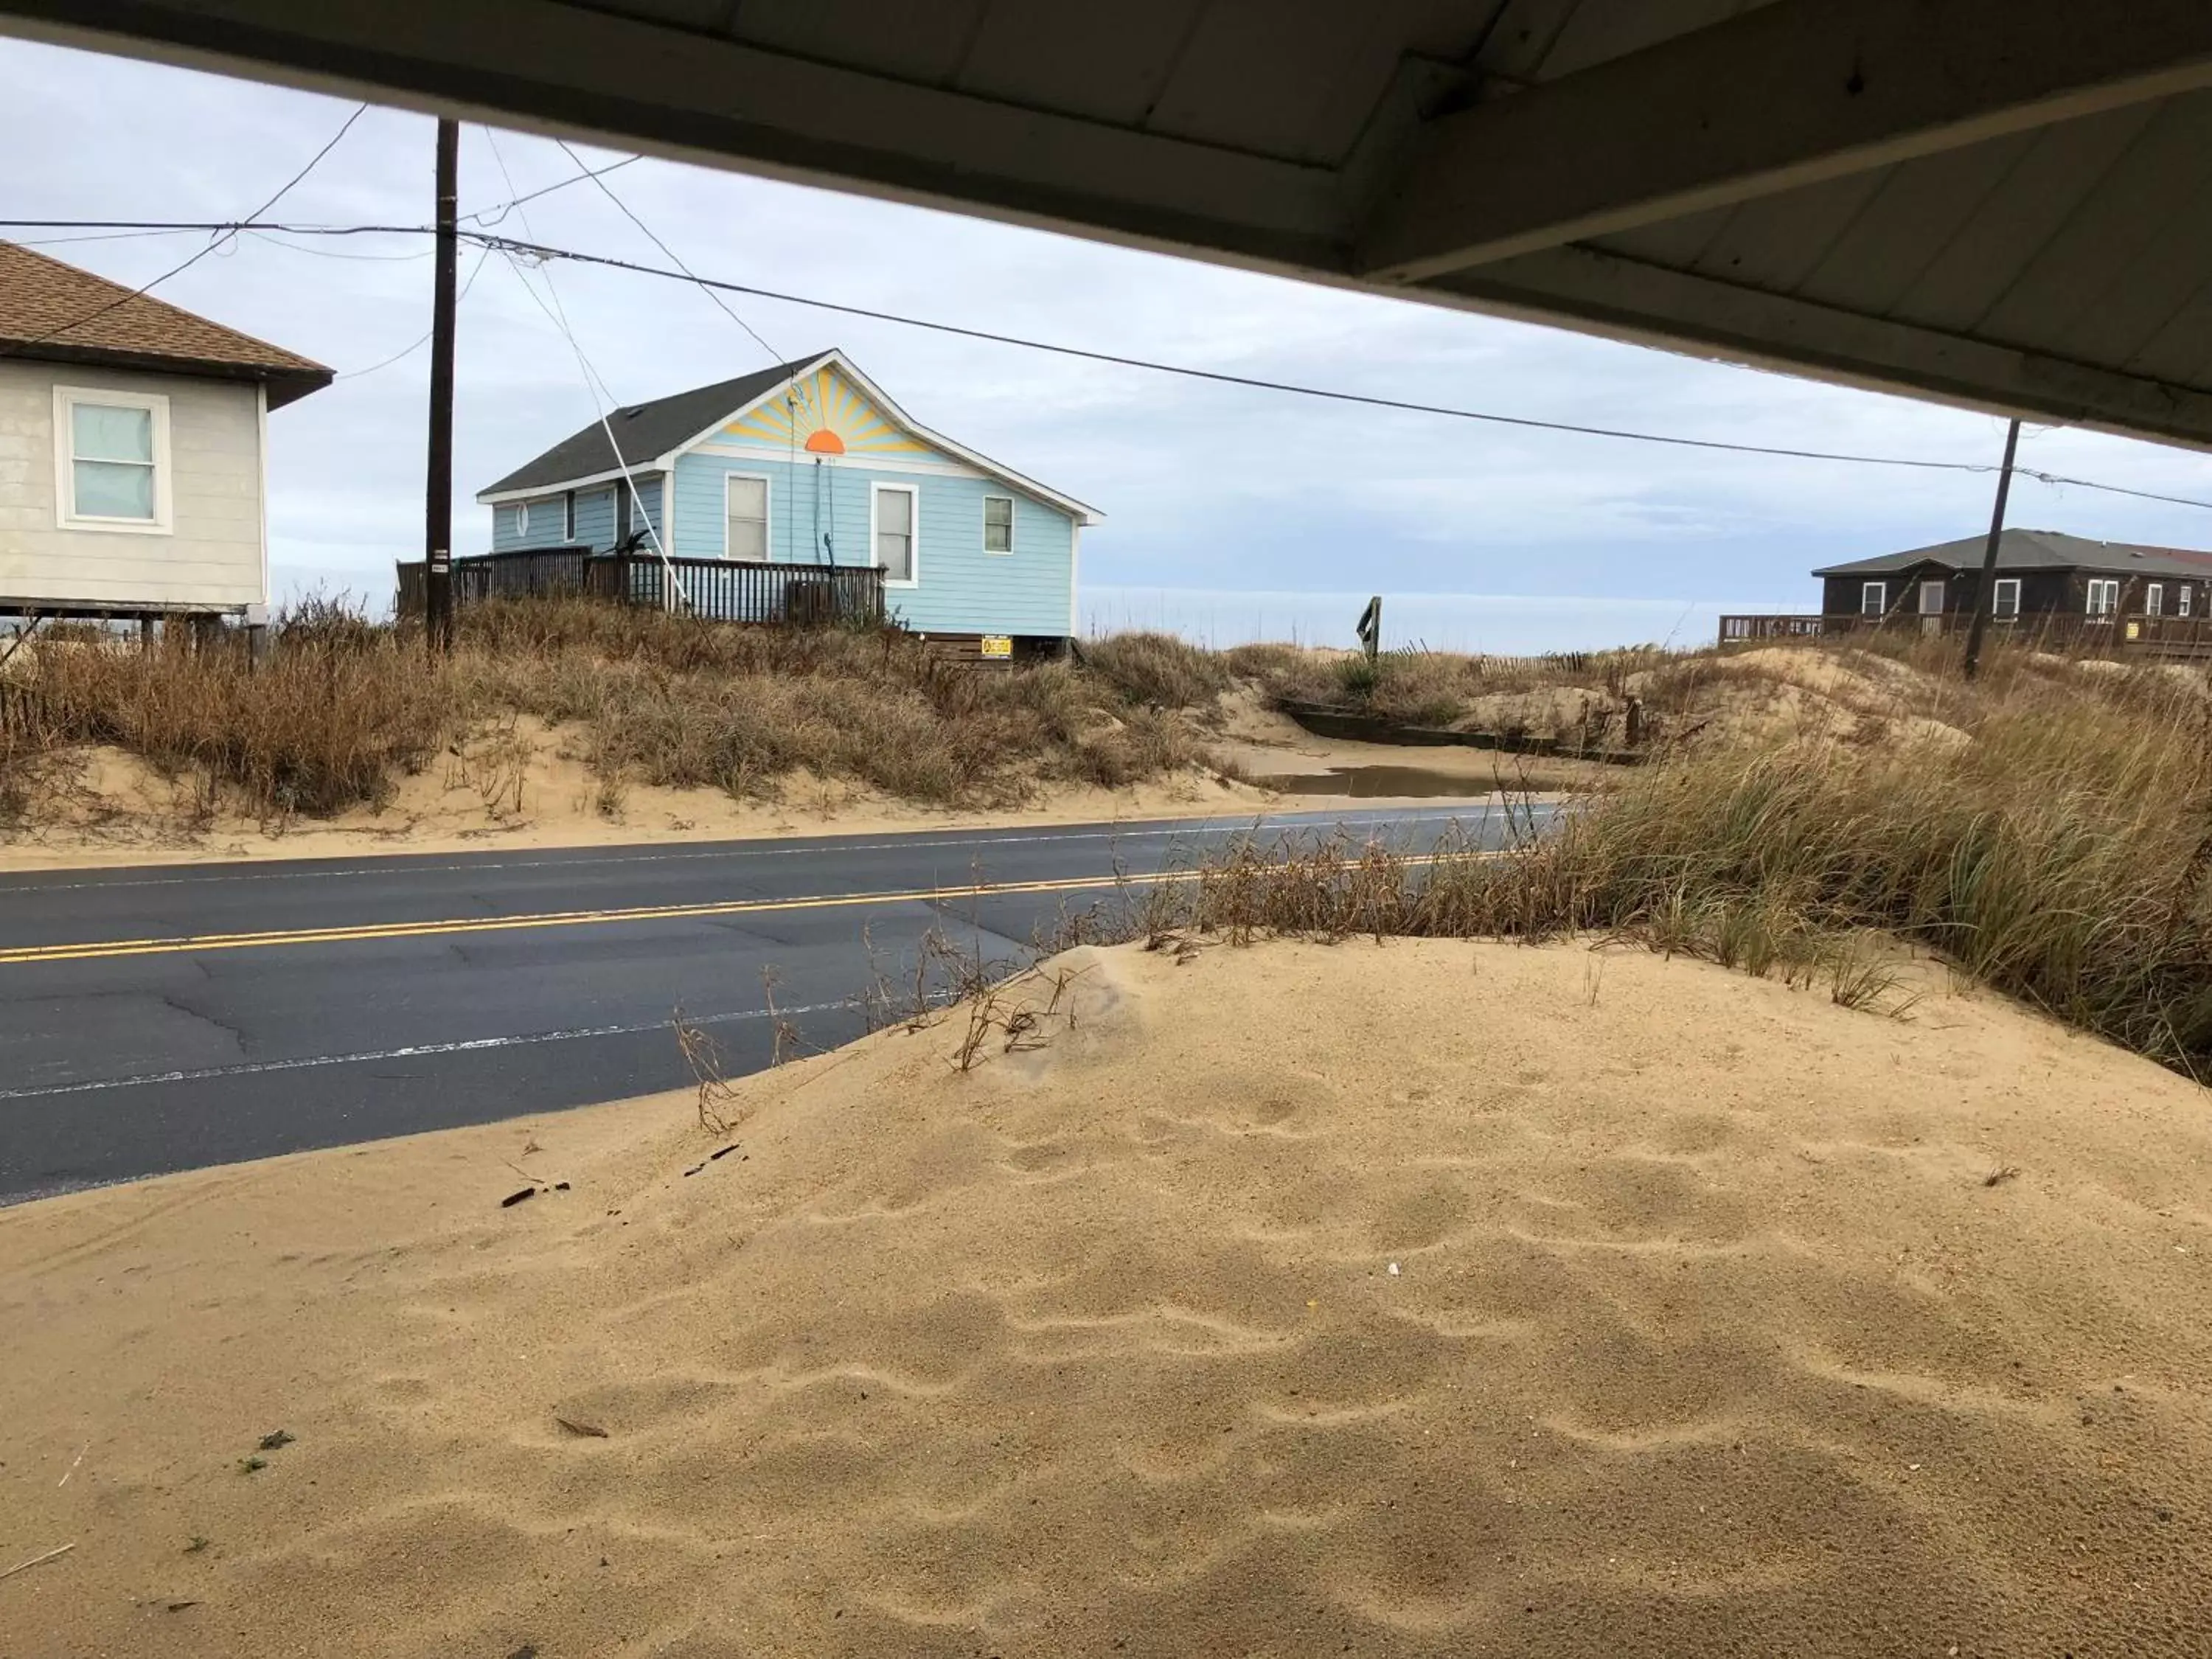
1813 529 2212 580
478 350 832 497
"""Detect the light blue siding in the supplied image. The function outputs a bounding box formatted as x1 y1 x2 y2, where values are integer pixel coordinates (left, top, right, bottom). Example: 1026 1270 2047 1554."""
488 478 655 553
489 492 571 552
572 485 616 550
672 449 1075 636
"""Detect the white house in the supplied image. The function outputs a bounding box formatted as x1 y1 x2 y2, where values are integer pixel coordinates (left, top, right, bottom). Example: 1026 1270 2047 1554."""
0 241 330 622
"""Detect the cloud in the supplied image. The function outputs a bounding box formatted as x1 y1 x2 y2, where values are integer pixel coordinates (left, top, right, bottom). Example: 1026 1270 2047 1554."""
4 35 2210 641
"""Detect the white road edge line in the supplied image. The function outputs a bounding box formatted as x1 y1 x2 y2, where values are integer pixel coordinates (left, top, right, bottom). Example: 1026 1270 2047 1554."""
0 996 860 1102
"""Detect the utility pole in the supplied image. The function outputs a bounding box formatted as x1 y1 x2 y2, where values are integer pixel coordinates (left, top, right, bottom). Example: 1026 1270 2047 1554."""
1960 417 2021 681
424 117 459 653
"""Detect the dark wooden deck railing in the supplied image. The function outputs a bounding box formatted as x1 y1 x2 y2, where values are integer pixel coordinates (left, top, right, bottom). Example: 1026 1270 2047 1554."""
396 549 885 627
1718 611 2212 658
1718 614 1826 643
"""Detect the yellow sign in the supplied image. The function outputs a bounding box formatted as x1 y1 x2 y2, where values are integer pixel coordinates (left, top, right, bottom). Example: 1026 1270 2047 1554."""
2126 621 2141 640
980 634 1013 658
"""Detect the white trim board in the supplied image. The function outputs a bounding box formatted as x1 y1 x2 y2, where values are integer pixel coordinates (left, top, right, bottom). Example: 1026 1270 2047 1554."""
52 383 174 536
479 348 1102 524
869 479 919 588
687 441 990 482
723 469 772 560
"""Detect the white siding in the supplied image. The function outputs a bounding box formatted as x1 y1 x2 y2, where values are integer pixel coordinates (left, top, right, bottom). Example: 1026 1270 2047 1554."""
0 359 265 611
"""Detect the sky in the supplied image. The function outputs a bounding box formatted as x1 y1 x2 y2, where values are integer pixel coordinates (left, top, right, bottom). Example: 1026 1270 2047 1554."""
8 36 2212 653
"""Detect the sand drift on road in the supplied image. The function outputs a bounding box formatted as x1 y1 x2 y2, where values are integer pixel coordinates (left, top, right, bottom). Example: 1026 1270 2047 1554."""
4 939 2211 1656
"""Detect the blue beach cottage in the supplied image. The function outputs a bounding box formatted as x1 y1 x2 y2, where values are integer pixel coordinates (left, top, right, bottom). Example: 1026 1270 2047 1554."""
474 349 1099 651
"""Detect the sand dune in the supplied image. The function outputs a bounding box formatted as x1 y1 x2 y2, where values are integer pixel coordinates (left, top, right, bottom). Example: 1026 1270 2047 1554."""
5 939 2212 1655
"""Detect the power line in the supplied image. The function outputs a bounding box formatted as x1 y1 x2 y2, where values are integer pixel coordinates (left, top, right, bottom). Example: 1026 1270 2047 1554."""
5 151 637 261
550 137 785 367
480 131 685 598
0 104 368 364
459 229 2212 512
4 212 2211 513
462 151 641 227
335 245 493 380
245 229 431 262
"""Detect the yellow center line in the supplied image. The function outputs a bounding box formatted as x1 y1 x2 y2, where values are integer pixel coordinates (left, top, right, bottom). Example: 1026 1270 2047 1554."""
0 851 1481 966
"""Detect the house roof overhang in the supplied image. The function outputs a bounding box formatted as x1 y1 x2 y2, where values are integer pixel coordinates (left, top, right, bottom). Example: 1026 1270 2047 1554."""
9 1 2212 448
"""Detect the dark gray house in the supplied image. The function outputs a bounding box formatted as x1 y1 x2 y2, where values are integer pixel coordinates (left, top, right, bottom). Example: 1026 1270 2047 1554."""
1813 529 2212 633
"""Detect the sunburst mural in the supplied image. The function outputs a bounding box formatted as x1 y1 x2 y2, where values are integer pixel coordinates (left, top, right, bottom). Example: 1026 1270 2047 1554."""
721 365 927 457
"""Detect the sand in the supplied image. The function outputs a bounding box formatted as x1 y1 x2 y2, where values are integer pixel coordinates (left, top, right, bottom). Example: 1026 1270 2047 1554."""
0 709 1528 875
0 722 1278 874
5 939 2212 1656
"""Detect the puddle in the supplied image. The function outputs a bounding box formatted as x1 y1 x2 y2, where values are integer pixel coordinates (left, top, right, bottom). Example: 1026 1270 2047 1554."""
1254 765 1489 799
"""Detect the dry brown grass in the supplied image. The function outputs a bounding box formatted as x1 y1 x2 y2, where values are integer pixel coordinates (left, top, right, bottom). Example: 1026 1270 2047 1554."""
1131 647 2212 1078
1080 630 1231 711
0 601 1223 830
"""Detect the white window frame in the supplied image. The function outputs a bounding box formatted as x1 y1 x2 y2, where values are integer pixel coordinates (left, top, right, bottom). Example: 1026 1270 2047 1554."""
2087 577 2120 619
563 489 577 542
982 493 1015 555
722 470 772 563
2183 585 2194 619
53 384 173 535
515 500 531 538
870 481 919 588
1860 580 1886 618
1992 577 2021 619
2146 582 2166 618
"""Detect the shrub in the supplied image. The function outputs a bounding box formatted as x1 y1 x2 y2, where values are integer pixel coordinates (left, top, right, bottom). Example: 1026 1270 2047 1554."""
1082 631 1230 709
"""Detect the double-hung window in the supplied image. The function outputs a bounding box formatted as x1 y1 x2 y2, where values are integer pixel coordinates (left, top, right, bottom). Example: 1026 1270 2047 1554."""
983 495 1014 554
2148 582 2166 618
2086 578 2120 619
1992 577 2021 619
725 476 768 560
2183 585 2195 619
55 386 169 532
1860 581 1886 617
873 484 917 584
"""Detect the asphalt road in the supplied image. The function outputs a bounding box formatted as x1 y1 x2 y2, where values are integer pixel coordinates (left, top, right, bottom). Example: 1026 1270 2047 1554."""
0 802 1544 1205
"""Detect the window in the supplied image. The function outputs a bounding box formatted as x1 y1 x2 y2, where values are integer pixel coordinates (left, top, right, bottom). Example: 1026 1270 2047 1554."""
873 484 917 584
2148 583 2166 617
54 386 170 532
515 500 531 538
1860 581 1886 617
2087 577 2120 619
563 490 577 542
2183 585 2195 619
616 485 633 544
983 494 1015 554
1992 577 2021 619
725 475 768 560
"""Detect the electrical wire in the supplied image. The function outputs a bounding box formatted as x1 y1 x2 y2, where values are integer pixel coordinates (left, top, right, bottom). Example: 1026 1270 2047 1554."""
550 138 785 369
461 229 2212 515
245 229 431 262
4 212 2212 512
0 104 369 363
462 151 641 227
481 130 685 600
335 245 493 380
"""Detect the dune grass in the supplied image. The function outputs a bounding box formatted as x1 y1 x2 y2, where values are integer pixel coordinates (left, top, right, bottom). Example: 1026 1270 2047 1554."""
0 600 1216 827
1133 650 2212 1078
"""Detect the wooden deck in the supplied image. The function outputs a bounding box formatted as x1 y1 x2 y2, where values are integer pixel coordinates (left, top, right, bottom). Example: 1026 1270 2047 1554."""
396 549 885 627
1719 612 2212 660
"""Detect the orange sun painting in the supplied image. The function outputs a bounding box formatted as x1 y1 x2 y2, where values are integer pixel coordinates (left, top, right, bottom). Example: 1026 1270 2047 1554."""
723 365 925 458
